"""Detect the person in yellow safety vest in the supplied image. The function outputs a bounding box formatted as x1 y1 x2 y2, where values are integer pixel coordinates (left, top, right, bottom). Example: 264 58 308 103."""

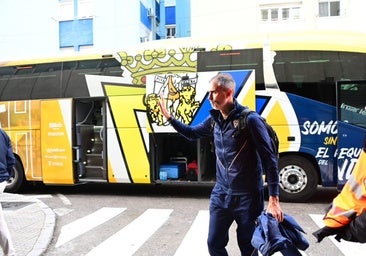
313 137 366 243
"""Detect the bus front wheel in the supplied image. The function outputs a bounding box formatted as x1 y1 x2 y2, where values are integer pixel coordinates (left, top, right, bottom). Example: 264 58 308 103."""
278 155 318 202
5 158 25 193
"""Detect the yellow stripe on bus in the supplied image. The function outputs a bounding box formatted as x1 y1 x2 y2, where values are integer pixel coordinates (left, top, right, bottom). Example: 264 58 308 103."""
105 85 150 183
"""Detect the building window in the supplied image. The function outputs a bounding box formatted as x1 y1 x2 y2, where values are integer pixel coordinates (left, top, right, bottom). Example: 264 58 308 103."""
260 6 301 22
58 0 94 50
261 9 269 21
166 26 176 39
59 0 93 20
59 19 93 50
271 9 279 21
291 7 301 19
282 8 290 20
78 0 93 19
319 1 340 17
59 0 74 20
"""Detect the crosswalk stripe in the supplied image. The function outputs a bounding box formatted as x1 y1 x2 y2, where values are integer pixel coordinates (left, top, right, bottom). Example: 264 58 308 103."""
56 193 72 205
55 207 126 247
264 250 308 256
174 210 209 256
25 194 53 200
172 210 308 256
53 207 74 217
53 208 350 255
85 208 173 256
310 214 366 256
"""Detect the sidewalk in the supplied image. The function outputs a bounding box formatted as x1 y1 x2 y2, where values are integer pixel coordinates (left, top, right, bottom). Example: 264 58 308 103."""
0 193 55 256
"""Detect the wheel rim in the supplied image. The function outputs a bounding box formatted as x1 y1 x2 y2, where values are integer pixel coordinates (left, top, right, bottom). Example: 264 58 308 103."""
6 167 17 188
279 165 307 194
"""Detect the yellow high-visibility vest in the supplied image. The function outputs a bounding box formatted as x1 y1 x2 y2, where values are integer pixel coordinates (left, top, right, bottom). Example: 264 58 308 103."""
324 142 366 228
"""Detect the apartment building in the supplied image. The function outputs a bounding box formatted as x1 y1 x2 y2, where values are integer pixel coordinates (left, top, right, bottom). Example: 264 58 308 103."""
191 0 366 36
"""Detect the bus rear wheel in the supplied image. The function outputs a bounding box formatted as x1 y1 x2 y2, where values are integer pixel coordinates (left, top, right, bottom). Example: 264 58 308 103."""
278 155 318 202
5 158 25 193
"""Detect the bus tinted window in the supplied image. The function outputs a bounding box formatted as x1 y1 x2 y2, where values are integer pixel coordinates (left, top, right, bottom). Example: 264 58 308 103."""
0 63 64 100
64 59 100 97
273 51 366 105
32 63 63 99
75 58 122 76
0 57 122 100
64 58 122 97
100 58 122 76
197 49 264 89
62 61 77 70
1 66 36 100
0 67 15 99
0 67 15 76
338 80 366 128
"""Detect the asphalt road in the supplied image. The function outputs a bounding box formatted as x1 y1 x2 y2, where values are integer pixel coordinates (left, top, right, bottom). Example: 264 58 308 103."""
20 184 349 256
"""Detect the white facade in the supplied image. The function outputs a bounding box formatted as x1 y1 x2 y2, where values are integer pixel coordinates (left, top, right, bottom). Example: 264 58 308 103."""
93 0 141 52
190 0 366 37
1 0 366 61
0 0 60 61
0 0 144 61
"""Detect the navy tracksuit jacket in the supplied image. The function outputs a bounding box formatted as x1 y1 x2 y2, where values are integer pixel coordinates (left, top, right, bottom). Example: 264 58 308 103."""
169 99 280 256
0 129 15 183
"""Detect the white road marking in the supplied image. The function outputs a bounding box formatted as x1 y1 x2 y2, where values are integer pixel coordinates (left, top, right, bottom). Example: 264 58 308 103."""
173 210 308 256
264 250 308 256
53 207 74 217
174 210 209 256
86 208 173 256
25 194 53 199
310 214 366 256
55 207 126 247
56 193 72 205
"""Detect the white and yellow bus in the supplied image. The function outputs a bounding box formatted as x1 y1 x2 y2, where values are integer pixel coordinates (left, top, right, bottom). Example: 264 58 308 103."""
1 30 366 202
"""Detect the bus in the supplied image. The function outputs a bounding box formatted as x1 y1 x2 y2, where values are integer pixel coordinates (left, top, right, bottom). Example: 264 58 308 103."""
0 30 365 202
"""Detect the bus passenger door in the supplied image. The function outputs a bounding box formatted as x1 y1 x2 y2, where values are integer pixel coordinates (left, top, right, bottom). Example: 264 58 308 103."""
336 80 366 189
41 99 74 184
74 98 107 182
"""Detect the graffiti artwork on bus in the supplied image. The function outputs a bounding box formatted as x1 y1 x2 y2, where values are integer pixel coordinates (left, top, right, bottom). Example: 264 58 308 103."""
145 73 199 125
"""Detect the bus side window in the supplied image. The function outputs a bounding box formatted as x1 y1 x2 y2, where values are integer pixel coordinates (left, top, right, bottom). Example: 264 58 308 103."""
64 60 98 98
2 66 35 100
100 59 122 76
31 63 63 99
339 82 366 128
0 67 16 100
